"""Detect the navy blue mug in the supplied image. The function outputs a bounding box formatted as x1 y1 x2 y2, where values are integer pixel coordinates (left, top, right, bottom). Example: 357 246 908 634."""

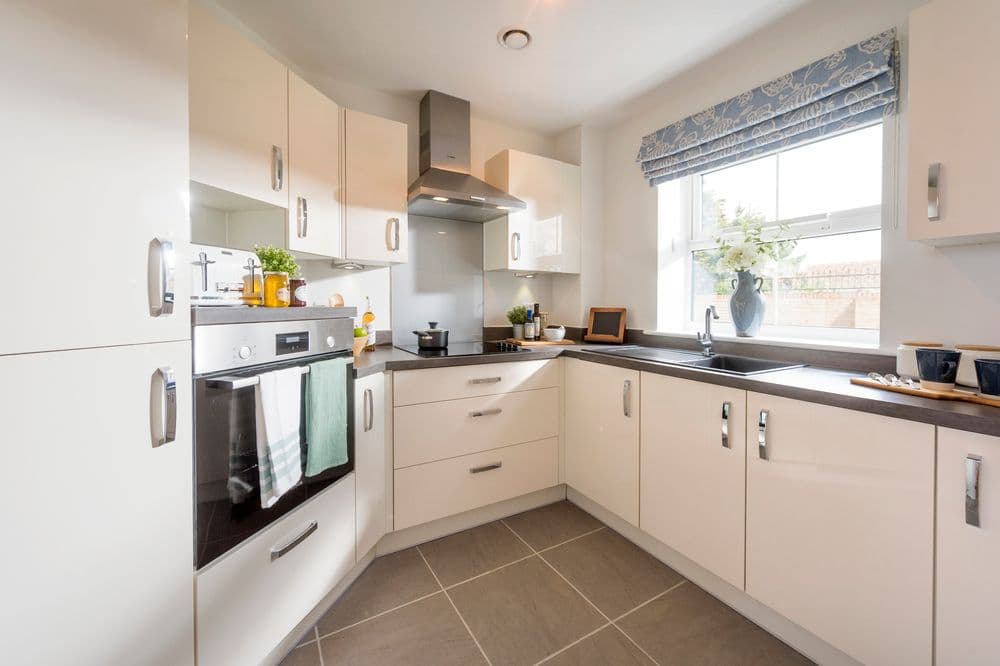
975 359 1000 397
915 348 962 390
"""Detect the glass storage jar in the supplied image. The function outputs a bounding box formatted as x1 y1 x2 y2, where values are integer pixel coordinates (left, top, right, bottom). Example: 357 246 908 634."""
263 272 290 307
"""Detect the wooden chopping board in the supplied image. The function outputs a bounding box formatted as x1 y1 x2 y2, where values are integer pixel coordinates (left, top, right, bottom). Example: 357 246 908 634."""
850 377 1000 408
503 338 577 347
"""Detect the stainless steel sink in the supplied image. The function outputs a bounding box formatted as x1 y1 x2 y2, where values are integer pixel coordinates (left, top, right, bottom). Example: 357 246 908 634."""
679 354 804 375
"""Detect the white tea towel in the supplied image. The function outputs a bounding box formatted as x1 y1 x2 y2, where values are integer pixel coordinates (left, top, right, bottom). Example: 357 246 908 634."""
255 367 304 508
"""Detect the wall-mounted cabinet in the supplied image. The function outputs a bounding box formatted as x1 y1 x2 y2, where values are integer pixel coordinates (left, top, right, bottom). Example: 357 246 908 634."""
484 150 581 274
907 0 1000 244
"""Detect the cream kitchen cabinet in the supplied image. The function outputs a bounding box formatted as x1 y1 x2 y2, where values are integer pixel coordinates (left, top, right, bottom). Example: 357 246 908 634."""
640 373 746 589
355 372 387 558
907 0 1000 244
288 71 342 258
745 392 934 666
342 108 409 265
189 3 288 208
936 428 1000 665
564 358 640 525
484 149 581 274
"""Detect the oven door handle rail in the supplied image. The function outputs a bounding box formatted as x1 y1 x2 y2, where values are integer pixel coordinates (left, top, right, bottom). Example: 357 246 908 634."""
206 365 310 390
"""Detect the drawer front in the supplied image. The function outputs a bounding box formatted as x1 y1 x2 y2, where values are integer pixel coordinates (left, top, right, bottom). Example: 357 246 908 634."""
394 387 559 468
394 437 559 530
393 358 560 406
197 474 356 666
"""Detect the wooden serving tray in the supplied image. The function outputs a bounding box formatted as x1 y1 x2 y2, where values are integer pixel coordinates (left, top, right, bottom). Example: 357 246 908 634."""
503 338 577 347
850 377 1000 408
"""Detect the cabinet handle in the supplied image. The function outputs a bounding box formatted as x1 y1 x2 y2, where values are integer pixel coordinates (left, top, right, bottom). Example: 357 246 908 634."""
363 387 373 432
928 162 941 221
469 376 502 385
270 521 318 561
470 462 502 474
297 196 308 238
966 455 982 527
757 410 769 460
511 232 521 261
384 217 400 251
272 145 284 191
151 366 177 448
721 401 731 448
148 238 175 317
623 379 632 417
470 408 502 418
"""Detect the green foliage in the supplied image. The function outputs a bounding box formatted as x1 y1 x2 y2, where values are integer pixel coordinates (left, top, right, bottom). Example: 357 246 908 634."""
506 305 529 325
254 245 300 277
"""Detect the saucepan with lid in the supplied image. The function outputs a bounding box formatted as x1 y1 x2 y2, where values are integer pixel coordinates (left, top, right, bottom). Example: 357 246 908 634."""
412 321 449 349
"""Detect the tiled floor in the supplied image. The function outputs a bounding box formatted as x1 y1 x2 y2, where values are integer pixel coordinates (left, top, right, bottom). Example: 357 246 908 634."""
283 501 812 666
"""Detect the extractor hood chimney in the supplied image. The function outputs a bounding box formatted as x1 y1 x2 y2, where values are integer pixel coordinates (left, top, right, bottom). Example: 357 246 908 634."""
407 91 526 223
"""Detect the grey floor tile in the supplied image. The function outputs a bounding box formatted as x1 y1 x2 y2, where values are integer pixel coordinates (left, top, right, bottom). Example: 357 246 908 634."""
280 643 322 666
617 583 814 665
319 592 485 666
545 626 654 666
543 528 685 618
294 628 315 647
419 520 533 587
503 501 603 550
315 547 440 636
448 556 606 666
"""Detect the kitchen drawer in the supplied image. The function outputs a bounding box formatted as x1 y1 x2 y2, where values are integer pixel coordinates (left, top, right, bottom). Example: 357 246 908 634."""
394 387 559 468
393 358 560 406
394 437 559 530
197 474 356 666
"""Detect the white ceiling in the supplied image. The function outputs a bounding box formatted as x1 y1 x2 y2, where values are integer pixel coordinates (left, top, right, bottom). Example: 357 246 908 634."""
218 0 808 134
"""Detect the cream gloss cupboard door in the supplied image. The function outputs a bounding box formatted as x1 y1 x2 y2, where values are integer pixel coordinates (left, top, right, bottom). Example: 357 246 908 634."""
189 2 288 207
565 359 640 525
640 373 746 589
355 372 387 558
936 428 1000 665
0 0 189 355
288 72 341 258
907 0 1000 243
746 392 934 666
0 341 193 665
342 109 408 264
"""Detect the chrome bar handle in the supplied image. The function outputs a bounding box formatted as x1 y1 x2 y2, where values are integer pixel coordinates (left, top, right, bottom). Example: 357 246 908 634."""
623 379 632 417
470 462 502 474
296 196 309 238
392 217 401 251
271 145 284 191
385 218 394 251
928 163 941 221
966 455 982 527
470 408 502 418
151 366 177 448
148 238 175 317
757 410 769 460
469 376 502 385
270 521 318 561
511 232 521 261
721 401 731 448
363 387 373 432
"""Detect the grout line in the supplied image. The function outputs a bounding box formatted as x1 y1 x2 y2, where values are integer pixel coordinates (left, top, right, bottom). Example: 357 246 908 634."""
315 590 443 641
442 553 537 591
611 580 687 623
532 621 612 665
314 626 324 666
536 526 607 554
610 623 662 666
417 546 493 666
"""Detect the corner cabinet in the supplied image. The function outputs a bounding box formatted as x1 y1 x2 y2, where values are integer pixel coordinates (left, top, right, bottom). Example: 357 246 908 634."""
484 150 581 274
355 372 387 558
907 0 1000 244
564 359 639 525
745 392 934 666
936 428 1000 665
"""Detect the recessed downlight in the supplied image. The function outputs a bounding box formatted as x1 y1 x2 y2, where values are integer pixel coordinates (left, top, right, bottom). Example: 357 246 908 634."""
496 205 510 210
432 196 449 202
498 28 531 50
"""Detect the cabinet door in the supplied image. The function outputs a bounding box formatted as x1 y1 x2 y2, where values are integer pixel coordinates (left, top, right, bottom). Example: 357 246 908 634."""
565 359 640 525
640 373 746 589
508 151 581 274
288 72 341 258
189 2 288 207
937 428 1000 666
0 0 189 355
0 342 193 664
746 392 934 666
355 372 387 558
907 0 1000 242
342 108 408 264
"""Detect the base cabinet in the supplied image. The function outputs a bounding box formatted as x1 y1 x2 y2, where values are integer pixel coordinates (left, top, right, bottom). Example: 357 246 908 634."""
355 373 387 558
564 359 640 525
745 392 934 666
640 373 746 589
936 428 1000 665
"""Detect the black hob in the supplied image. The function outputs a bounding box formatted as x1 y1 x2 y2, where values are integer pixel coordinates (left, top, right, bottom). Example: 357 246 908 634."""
395 341 531 358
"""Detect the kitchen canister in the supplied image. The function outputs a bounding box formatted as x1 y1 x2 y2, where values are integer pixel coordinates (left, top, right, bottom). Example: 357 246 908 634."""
956 345 1000 388
896 341 943 379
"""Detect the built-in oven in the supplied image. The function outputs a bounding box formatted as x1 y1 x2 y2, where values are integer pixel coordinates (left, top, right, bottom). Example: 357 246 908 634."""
192 316 355 569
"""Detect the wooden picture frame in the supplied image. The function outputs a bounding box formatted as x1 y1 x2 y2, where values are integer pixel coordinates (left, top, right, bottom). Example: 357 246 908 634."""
584 307 627 344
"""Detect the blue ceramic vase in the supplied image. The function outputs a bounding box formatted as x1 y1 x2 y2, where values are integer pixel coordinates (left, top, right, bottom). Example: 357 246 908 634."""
729 270 765 337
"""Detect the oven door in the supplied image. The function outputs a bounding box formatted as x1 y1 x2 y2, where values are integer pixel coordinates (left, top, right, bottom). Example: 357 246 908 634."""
193 352 354 569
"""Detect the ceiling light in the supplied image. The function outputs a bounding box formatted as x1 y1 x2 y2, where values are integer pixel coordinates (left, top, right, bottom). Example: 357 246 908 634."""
498 28 531 50
432 196 449 202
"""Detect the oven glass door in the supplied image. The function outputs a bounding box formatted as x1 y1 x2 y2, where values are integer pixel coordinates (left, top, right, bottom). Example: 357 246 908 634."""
194 352 354 569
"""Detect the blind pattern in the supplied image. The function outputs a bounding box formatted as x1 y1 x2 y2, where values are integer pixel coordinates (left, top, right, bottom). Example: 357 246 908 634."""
636 29 897 186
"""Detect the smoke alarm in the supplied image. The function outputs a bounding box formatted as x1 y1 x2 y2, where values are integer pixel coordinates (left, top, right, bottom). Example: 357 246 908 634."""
497 28 531 50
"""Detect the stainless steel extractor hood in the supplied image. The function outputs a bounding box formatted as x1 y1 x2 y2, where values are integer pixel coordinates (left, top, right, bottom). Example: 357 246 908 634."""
407 91 526 223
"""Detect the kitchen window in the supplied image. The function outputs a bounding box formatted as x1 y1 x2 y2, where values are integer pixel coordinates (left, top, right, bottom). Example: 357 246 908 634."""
657 123 887 346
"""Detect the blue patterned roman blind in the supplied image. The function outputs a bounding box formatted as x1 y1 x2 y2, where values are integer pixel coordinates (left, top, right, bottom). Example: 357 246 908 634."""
636 29 898 186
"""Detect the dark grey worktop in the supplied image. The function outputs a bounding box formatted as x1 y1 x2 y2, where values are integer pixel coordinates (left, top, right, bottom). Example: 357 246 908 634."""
191 305 357 326
353 344 1000 437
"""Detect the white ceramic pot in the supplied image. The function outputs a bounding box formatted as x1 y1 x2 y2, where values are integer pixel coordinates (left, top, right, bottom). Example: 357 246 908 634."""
512 324 524 340
542 325 566 342
896 341 943 380
956 345 1000 388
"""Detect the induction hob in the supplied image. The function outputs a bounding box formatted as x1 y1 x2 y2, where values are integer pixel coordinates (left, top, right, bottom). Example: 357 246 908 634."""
395 341 531 358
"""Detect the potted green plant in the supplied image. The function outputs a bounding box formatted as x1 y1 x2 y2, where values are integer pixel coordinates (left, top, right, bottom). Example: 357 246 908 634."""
506 305 528 340
254 245 300 307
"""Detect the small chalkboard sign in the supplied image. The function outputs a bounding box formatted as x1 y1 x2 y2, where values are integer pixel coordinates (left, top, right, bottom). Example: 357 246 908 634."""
584 307 627 344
